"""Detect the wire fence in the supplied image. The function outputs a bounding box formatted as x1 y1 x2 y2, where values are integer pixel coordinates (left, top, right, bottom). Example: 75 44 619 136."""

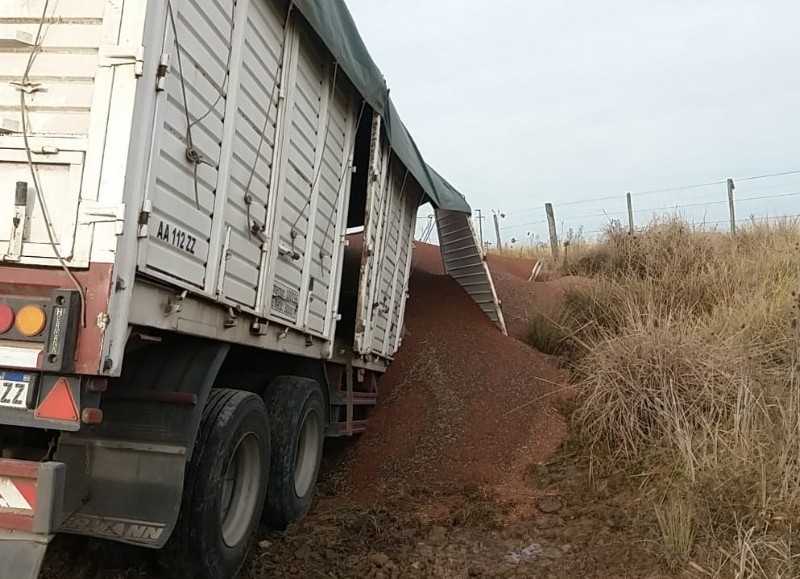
476 169 800 255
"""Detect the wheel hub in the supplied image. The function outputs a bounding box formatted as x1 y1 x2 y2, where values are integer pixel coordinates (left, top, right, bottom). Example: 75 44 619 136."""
220 432 261 547
293 408 321 497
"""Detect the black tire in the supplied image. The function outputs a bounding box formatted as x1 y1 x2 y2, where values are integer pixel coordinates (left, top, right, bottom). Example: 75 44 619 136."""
162 389 270 579
262 376 326 529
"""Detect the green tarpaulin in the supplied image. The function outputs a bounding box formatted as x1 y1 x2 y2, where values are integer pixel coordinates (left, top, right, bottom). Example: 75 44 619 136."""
293 0 472 214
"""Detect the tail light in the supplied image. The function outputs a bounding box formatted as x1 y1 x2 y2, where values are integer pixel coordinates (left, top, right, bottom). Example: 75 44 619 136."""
0 302 48 337
15 305 47 337
0 291 80 372
0 304 13 334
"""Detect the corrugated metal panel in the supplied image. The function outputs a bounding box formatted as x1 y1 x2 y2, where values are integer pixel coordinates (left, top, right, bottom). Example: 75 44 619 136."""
135 2 356 342
305 83 351 335
436 209 507 334
0 0 127 268
0 1 105 137
353 114 389 355
385 174 418 355
354 115 421 360
218 0 287 309
265 33 325 324
263 19 357 338
139 0 234 288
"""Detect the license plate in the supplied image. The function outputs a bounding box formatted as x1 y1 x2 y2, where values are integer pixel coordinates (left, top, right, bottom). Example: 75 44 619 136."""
0 372 33 410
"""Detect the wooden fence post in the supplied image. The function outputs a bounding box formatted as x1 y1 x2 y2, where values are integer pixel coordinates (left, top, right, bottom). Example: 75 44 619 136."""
626 192 634 235
545 203 559 261
492 211 504 255
727 178 736 236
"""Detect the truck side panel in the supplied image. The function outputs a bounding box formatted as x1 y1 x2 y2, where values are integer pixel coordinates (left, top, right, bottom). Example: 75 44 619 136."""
264 18 357 336
354 117 421 360
136 0 358 345
218 0 286 309
137 0 234 290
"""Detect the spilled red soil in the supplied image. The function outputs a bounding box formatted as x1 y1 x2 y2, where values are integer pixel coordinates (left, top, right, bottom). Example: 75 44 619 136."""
341 243 576 513
493 270 589 342
486 253 538 280
42 242 666 579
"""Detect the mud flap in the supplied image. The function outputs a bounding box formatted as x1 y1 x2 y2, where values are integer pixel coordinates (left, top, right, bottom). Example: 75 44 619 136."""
55 337 229 548
0 460 66 579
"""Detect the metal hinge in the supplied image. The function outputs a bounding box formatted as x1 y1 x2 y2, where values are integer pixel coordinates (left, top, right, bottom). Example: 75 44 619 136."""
3 180 28 262
100 45 145 77
156 53 170 91
164 290 187 316
277 242 301 261
0 27 35 48
0 117 21 134
137 199 153 238
78 202 127 235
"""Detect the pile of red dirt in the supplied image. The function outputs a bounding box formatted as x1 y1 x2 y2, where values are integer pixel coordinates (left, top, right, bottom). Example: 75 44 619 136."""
492 269 589 342
340 243 580 512
486 253 539 280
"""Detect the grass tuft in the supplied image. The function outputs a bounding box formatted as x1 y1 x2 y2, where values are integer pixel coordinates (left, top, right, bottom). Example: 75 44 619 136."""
548 216 800 576
655 495 694 570
527 308 569 355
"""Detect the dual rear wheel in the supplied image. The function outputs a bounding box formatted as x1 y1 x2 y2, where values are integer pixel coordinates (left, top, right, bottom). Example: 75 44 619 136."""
165 377 325 579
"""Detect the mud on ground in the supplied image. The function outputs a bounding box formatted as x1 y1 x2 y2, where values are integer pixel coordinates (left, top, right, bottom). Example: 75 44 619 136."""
244 442 667 579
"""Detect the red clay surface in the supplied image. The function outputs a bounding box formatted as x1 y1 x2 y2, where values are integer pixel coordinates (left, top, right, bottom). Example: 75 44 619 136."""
341 243 575 513
492 269 589 342
486 254 538 280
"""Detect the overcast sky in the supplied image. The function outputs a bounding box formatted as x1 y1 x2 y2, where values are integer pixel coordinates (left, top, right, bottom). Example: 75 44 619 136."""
346 0 800 243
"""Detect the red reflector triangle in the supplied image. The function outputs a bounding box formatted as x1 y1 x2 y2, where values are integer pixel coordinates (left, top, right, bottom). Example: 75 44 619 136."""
35 378 78 422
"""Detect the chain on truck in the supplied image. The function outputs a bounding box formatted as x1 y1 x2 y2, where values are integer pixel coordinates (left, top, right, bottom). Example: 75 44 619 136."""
0 1 505 577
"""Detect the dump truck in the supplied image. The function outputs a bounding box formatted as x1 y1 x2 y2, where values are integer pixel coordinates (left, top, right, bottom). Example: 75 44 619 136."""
0 1 506 577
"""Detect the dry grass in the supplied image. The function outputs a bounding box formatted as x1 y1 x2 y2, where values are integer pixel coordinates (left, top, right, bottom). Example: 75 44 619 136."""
526 307 570 355
490 225 596 268
554 217 800 577
655 495 695 570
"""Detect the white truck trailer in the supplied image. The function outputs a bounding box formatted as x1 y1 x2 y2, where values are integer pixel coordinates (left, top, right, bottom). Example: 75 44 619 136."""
0 1 505 577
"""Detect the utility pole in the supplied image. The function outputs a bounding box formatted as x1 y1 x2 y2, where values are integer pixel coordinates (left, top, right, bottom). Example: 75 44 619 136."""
474 209 485 249
727 178 736 237
492 210 504 255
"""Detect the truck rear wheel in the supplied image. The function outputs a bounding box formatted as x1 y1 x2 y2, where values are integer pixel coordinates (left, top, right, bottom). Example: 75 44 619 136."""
163 389 270 579
262 376 325 528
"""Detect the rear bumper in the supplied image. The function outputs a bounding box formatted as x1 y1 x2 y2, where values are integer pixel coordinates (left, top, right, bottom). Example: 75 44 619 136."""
0 459 65 579
0 459 65 534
